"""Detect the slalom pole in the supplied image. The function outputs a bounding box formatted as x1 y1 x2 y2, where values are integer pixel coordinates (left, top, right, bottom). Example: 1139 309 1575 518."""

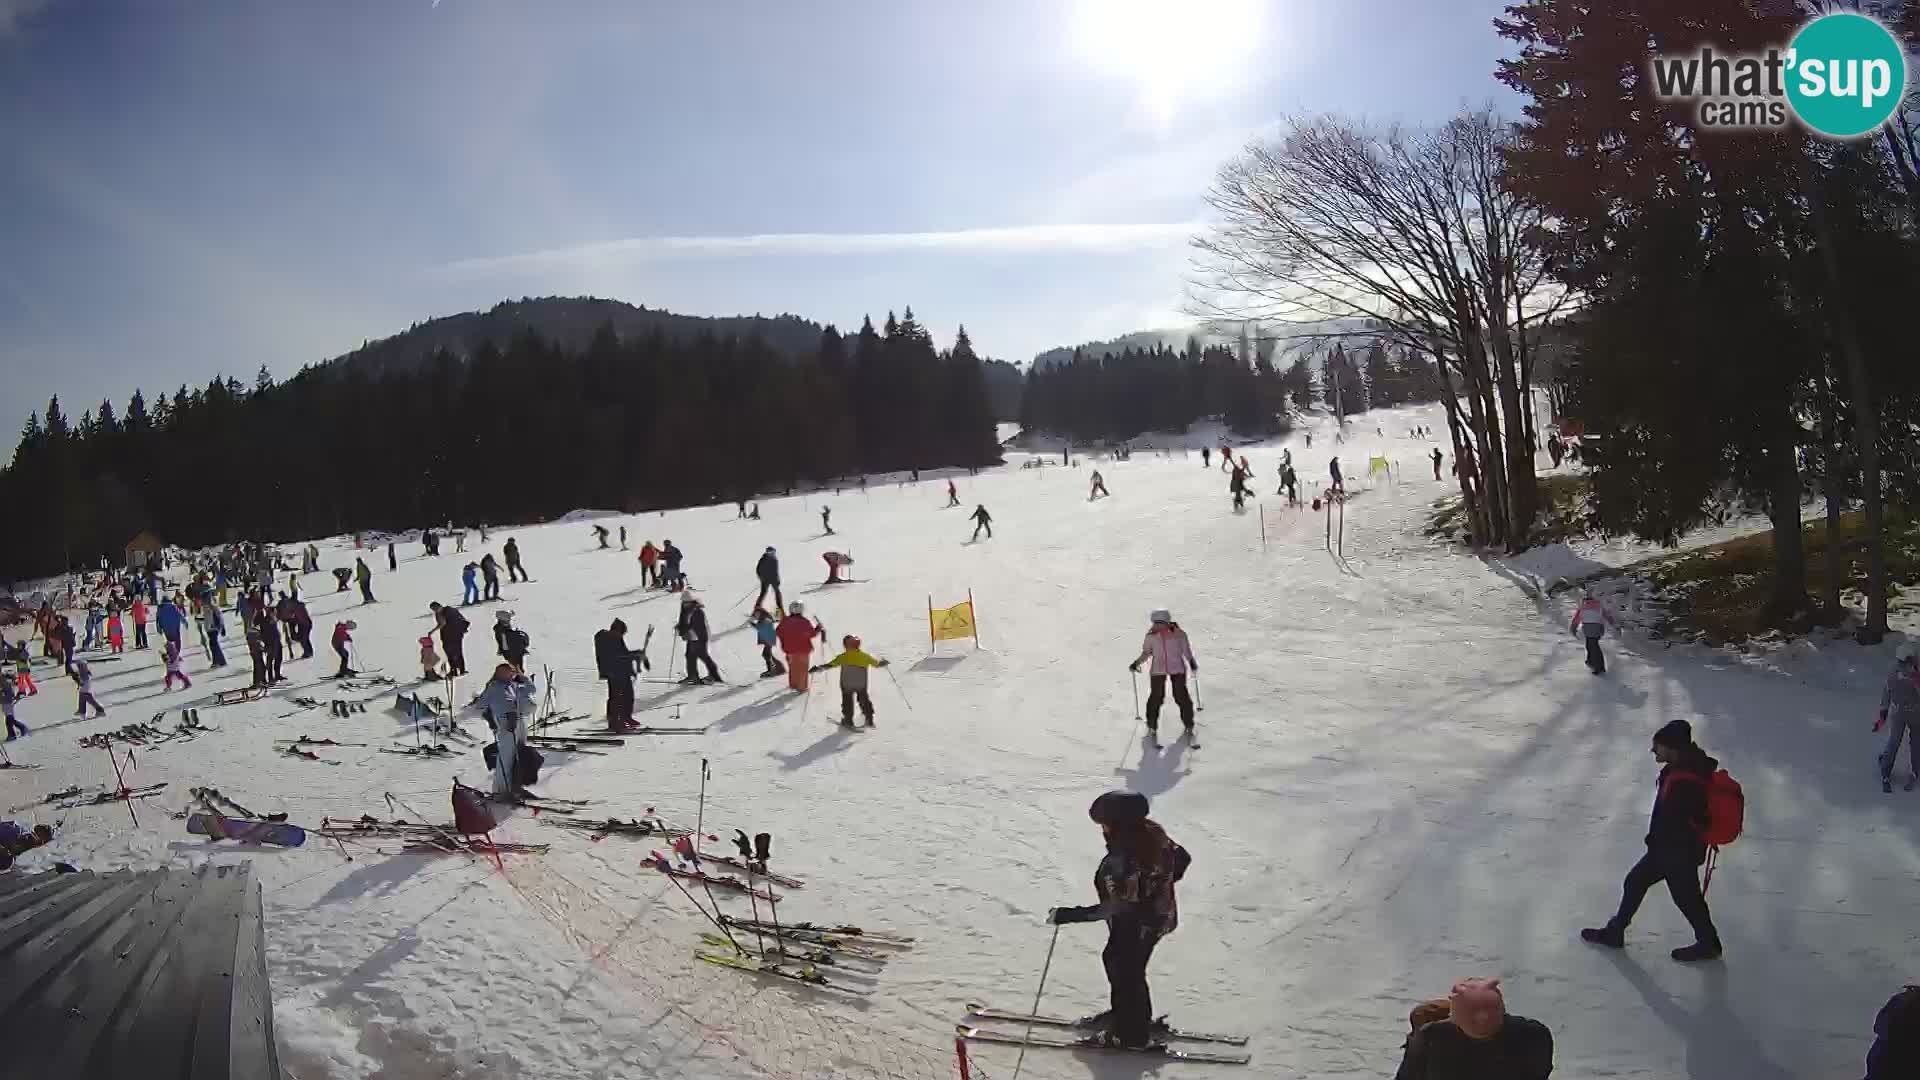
883 665 915 712
1130 669 1141 720
1010 921 1061 1080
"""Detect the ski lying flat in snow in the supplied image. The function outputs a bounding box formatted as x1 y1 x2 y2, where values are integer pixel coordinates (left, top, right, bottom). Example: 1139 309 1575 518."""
963 1003 1247 1045
720 915 913 947
956 1025 1250 1065
695 950 866 991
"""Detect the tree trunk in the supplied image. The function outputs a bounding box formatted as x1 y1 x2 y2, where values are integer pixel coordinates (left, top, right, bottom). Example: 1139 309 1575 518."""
1819 388 1844 617
1765 426 1808 621
1805 159 1887 639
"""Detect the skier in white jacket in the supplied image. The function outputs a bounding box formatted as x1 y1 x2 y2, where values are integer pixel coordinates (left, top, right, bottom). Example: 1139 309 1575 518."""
1129 610 1197 736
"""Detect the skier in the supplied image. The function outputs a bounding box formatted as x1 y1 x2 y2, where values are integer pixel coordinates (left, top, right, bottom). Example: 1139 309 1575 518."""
0 676 23 740
331 620 357 677
947 478 960 507
1863 984 1920 1079
480 552 502 601
594 618 642 732
72 659 106 718
477 663 539 797
155 596 185 653
754 547 784 613
821 551 853 585
419 635 443 682
1090 470 1109 499
619 525 628 550
355 557 374 604
430 602 470 677
812 634 890 728
495 610 530 672
504 537 528 583
1431 447 1444 481
1393 976 1553 1080
1130 611 1197 739
639 540 660 588
1581 719 1724 962
131 596 149 650
593 524 611 550
1047 790 1191 1050
751 609 784 676
1875 645 1920 793
462 562 480 606
675 593 721 684
388 540 397 572
821 506 834 536
970 504 993 541
1569 591 1617 674
776 602 824 692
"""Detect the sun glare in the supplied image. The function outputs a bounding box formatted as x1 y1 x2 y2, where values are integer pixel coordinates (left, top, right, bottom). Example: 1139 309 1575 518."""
1069 0 1267 131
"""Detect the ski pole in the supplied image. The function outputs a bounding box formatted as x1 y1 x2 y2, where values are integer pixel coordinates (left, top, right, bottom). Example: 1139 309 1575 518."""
884 666 915 712
1130 669 1141 720
1010 921 1061 1080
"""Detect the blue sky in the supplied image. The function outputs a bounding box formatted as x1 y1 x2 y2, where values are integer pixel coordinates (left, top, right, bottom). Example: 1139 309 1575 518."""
0 0 1519 438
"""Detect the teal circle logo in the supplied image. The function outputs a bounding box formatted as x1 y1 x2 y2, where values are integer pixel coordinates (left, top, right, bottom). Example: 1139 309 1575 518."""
1785 13 1907 138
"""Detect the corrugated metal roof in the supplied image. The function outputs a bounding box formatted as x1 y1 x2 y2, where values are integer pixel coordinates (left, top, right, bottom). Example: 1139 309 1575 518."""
0 863 281 1080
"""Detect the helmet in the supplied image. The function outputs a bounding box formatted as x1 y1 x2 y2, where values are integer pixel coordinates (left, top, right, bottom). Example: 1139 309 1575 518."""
1150 609 1171 625
843 634 860 649
1089 790 1149 826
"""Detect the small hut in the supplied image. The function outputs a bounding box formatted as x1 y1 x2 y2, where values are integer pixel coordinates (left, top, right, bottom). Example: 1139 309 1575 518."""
125 530 164 572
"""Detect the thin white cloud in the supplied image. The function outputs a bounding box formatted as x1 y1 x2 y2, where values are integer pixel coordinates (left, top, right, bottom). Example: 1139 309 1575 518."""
438 223 1198 277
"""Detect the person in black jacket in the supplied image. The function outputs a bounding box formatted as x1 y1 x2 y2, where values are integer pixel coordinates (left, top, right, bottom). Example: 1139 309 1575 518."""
430 602 470 677
1394 976 1552 1080
675 594 721 684
1048 791 1189 1050
1582 719 1723 961
754 547 783 613
594 618 640 732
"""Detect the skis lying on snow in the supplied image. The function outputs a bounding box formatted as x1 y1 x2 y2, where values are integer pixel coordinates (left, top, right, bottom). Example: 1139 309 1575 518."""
187 813 307 847
956 1025 1250 1065
962 1003 1248 1045
694 949 870 992
540 816 690 840
719 915 912 947
699 931 885 965
645 853 780 901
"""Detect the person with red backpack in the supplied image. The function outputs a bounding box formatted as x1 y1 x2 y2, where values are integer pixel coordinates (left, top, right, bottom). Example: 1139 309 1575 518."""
1583 719 1729 962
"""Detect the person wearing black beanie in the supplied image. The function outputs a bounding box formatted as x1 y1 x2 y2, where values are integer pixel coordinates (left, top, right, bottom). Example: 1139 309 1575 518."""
1582 721 1723 961
1048 790 1192 1049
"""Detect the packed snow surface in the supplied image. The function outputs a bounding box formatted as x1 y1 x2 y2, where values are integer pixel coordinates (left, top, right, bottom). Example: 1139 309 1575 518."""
7 404 1911 1080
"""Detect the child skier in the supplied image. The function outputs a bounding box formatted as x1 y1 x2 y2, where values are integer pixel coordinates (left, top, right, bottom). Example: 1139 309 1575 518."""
420 635 443 682
162 639 191 690
751 609 784 676
1570 591 1618 674
812 635 891 728
1130 610 1197 739
1 676 25 740
73 659 106 718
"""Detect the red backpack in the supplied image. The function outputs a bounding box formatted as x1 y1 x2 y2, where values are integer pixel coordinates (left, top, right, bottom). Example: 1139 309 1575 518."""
1663 768 1745 847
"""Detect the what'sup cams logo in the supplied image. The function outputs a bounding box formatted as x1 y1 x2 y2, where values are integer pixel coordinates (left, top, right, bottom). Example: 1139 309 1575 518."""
1650 12 1908 138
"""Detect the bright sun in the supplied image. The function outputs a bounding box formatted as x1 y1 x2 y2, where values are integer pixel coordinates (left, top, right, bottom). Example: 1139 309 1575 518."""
1069 0 1267 131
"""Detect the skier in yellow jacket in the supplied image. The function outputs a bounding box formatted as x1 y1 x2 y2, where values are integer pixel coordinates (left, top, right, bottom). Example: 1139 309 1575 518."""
812 635 891 728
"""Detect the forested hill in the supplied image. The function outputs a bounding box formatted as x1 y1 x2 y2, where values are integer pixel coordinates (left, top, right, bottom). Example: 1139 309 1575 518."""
325 297 829 377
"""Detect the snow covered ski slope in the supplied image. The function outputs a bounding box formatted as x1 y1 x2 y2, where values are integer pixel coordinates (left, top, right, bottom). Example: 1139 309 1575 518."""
4 405 1911 1079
